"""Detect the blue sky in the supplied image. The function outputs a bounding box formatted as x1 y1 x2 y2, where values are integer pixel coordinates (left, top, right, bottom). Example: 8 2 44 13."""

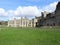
0 0 60 10
0 0 60 21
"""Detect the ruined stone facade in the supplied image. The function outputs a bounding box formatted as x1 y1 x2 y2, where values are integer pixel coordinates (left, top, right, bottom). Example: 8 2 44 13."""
37 2 60 27
55 2 60 26
8 17 38 27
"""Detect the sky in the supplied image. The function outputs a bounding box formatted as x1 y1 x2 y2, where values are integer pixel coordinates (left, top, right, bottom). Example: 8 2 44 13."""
0 0 60 21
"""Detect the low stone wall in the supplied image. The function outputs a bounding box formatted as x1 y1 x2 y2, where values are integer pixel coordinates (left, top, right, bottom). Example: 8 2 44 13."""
40 26 60 28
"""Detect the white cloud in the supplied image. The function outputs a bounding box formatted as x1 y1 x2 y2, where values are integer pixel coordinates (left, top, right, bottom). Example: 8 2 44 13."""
0 6 41 17
0 1 58 20
0 8 5 16
0 8 8 16
7 10 15 16
42 2 58 12
14 6 41 16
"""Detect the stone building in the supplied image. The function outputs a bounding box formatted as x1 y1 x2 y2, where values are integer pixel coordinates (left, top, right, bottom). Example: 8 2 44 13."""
8 2 60 27
32 16 39 27
8 17 38 27
43 12 55 26
55 2 60 26
8 17 32 27
37 2 60 27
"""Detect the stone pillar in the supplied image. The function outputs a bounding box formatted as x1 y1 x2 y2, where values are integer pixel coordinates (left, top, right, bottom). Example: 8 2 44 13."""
8 20 9 27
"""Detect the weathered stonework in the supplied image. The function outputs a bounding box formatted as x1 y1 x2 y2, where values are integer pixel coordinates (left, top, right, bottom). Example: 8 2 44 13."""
8 17 38 27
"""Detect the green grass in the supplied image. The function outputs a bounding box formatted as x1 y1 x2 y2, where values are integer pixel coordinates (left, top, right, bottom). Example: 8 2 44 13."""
0 27 60 45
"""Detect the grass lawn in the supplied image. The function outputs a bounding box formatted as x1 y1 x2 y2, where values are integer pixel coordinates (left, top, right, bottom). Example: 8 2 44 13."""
0 27 60 45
